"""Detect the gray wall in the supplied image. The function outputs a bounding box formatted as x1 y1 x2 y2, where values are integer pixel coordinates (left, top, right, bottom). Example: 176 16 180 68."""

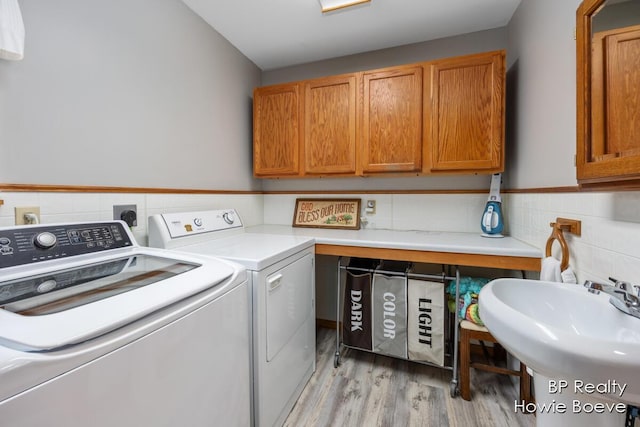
505 0 582 188
0 0 262 191
260 28 508 192
262 28 507 85
1 0 591 192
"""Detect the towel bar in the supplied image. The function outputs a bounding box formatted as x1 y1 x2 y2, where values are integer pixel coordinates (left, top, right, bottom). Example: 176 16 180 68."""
545 218 581 271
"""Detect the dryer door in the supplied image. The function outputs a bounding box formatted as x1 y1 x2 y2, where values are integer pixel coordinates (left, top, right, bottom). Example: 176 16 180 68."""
265 252 313 361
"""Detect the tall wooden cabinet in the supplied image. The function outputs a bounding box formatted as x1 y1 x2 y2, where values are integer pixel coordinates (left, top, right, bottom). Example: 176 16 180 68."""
304 74 358 175
252 50 505 178
361 66 423 173
427 51 505 172
253 83 302 177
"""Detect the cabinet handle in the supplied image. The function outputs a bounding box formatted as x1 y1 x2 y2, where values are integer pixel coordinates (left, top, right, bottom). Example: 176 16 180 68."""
268 274 283 292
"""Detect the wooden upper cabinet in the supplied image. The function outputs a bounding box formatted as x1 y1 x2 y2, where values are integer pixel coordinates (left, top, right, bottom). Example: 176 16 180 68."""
253 83 301 177
361 66 423 173
304 74 357 175
579 25 640 185
252 50 507 179
427 51 505 172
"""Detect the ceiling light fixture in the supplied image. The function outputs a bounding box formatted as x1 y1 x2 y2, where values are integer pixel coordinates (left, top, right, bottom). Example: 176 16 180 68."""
319 0 371 13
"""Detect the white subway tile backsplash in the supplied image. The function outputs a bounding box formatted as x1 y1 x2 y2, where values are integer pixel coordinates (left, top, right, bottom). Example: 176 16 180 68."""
615 253 640 283
263 195 298 225
146 194 176 210
590 247 616 281
361 194 392 230
0 193 40 211
569 241 589 277
0 191 263 246
611 192 640 224
40 193 71 215
509 191 640 284
392 194 481 233
98 193 144 212
558 193 585 216
227 195 263 227
2 189 639 285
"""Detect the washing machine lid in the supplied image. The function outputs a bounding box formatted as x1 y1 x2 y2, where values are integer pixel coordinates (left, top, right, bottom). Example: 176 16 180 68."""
0 248 241 351
175 233 314 270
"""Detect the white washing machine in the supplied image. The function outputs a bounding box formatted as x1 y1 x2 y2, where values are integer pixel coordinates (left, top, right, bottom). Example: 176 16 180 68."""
149 209 316 427
0 220 251 427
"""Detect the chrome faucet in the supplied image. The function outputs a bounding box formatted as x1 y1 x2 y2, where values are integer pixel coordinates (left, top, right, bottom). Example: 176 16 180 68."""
584 277 640 319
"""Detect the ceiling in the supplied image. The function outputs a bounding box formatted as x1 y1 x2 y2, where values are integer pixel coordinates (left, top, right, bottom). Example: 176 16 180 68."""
182 0 522 71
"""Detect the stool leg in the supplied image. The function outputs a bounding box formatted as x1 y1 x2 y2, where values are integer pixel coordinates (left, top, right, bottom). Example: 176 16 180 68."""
460 326 471 401
519 362 533 405
493 342 507 362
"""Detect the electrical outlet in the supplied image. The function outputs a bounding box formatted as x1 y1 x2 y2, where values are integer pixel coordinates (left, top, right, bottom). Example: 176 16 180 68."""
113 204 138 227
15 206 41 225
365 200 376 214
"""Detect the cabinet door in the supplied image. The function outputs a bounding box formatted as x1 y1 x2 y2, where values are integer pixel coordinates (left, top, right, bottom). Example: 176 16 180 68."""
428 51 505 172
579 25 640 185
304 75 357 175
361 66 423 173
253 84 301 177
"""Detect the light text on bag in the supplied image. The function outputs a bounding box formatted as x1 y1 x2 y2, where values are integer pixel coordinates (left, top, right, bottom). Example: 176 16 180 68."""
418 298 433 347
383 292 397 339
350 289 363 331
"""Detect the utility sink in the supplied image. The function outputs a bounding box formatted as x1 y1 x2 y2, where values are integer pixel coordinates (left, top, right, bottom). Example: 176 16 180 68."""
479 279 640 426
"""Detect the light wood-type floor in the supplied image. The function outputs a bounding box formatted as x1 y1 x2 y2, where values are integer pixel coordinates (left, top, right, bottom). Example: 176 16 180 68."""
284 327 535 427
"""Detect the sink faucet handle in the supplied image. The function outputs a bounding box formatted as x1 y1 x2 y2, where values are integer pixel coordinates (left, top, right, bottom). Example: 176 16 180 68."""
615 290 640 308
626 293 640 308
584 280 595 289
617 282 630 291
584 280 607 294
609 277 626 288
608 277 637 294
584 280 604 290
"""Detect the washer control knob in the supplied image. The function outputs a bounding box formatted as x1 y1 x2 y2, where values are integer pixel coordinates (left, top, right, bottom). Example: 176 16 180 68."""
34 232 57 249
194 218 203 227
222 212 235 225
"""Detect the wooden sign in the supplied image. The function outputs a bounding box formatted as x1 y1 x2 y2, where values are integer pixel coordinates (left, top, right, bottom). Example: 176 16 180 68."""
292 198 361 229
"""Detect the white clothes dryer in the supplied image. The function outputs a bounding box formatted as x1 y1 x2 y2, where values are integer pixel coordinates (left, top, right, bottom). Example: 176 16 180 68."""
0 220 251 427
149 209 316 427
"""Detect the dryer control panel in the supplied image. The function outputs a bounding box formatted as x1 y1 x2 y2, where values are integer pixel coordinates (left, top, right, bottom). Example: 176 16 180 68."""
0 222 134 268
157 209 243 239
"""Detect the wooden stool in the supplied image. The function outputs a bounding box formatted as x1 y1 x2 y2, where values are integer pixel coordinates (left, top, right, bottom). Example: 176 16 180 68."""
459 320 532 403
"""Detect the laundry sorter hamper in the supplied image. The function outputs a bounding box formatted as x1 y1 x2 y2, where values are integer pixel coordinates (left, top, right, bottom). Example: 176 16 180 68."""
335 257 462 397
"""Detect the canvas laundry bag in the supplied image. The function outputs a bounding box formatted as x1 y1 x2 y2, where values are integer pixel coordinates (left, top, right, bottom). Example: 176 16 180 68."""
342 268 373 351
372 271 407 358
407 279 445 366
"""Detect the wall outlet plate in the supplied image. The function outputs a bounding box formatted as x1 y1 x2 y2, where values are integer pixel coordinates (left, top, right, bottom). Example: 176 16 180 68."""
365 199 376 214
15 206 41 225
113 204 137 227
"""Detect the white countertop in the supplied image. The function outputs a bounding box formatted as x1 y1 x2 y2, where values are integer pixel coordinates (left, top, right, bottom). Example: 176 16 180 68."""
245 225 541 259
